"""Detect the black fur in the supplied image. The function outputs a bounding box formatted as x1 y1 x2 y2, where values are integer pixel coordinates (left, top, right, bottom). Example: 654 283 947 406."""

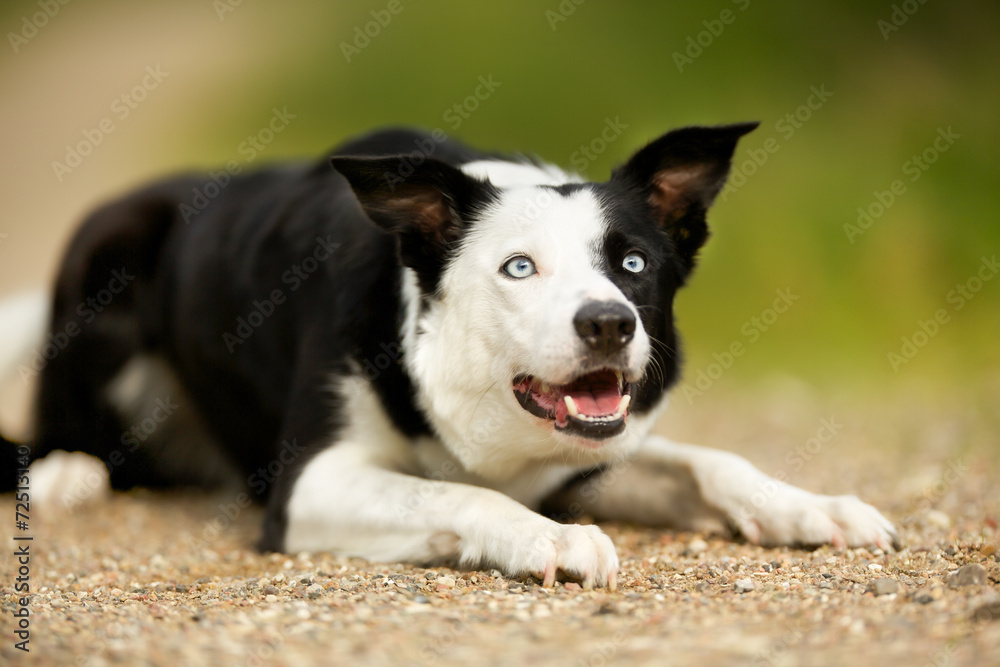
1 125 756 552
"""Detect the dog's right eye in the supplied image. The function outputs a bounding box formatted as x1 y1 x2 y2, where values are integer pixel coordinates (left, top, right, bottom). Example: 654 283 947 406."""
502 255 536 279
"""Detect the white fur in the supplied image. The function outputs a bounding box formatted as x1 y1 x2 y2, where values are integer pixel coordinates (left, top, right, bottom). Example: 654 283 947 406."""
287 155 897 586
0 290 48 384
28 450 109 515
402 184 651 479
638 436 898 549
460 159 582 187
284 376 619 588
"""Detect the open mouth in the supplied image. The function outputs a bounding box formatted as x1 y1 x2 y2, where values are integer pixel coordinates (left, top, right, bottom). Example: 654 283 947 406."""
512 369 632 440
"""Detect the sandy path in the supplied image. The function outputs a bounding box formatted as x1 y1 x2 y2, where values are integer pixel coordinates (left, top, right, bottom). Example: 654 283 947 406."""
2 390 997 666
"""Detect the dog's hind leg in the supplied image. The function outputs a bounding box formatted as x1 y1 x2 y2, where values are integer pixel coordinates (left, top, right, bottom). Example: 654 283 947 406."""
26 196 186 509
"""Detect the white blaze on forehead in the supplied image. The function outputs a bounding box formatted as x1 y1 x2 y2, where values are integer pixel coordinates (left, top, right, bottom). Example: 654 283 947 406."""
460 159 582 188
461 185 608 280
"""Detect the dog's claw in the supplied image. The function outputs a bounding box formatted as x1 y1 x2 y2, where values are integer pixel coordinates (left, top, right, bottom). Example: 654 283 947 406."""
542 561 556 588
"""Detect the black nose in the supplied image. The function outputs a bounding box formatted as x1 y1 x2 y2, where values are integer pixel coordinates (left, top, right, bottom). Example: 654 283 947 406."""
574 301 636 356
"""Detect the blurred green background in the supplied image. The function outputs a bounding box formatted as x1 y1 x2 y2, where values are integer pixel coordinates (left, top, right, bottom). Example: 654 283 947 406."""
1 0 997 399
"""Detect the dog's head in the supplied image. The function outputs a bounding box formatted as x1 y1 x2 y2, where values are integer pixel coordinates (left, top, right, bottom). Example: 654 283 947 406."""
333 123 756 473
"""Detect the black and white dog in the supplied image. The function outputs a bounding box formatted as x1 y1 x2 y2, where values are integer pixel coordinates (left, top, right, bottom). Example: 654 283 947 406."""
1 124 897 589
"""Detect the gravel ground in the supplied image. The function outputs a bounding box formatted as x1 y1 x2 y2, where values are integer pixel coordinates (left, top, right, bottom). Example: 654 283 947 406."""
2 385 999 666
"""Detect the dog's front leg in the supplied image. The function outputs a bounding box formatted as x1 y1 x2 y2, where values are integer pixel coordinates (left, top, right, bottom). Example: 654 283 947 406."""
278 443 619 589
549 435 898 550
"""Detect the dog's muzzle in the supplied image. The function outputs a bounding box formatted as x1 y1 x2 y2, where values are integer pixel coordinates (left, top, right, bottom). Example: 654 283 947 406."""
511 300 640 440
512 369 632 440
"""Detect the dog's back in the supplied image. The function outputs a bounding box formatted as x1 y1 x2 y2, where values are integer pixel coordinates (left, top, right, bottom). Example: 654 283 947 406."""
6 129 488 492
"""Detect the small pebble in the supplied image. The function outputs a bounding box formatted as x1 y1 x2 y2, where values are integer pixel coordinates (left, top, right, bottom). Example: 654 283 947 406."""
867 578 900 597
868 564 883 572
435 576 456 589
947 564 988 588
914 587 944 604
264 594 278 603
734 578 755 593
563 582 582 592
686 538 708 556
263 585 280 595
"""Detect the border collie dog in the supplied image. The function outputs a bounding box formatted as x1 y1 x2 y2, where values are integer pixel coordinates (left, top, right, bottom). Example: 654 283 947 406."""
1 124 897 589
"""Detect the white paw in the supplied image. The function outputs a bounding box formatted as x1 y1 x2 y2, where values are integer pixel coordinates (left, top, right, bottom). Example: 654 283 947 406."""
733 490 899 551
29 450 109 515
696 451 899 550
467 520 620 589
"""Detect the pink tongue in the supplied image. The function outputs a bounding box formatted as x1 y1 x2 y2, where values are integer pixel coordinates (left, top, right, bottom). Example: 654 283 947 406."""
568 386 621 417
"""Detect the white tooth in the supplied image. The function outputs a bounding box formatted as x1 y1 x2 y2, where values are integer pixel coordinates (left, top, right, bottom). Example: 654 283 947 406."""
564 395 579 418
616 395 631 417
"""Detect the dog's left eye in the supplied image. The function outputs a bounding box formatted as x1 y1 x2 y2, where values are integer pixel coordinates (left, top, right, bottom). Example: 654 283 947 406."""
622 253 646 273
503 255 537 279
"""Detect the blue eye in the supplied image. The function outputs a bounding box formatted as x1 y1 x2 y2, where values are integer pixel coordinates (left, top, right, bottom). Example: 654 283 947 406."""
622 253 646 273
503 256 536 279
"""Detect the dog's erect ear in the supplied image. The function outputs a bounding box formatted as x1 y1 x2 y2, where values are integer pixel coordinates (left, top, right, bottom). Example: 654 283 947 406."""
331 155 494 292
612 122 758 272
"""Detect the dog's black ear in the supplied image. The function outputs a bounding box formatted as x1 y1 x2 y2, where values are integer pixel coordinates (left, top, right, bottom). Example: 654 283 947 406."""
331 155 493 292
612 122 758 272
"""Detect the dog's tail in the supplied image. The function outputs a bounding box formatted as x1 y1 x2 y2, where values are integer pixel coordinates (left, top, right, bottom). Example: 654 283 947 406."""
0 289 50 492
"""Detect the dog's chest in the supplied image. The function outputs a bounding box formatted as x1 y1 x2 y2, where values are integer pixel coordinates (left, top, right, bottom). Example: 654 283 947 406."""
410 436 580 510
